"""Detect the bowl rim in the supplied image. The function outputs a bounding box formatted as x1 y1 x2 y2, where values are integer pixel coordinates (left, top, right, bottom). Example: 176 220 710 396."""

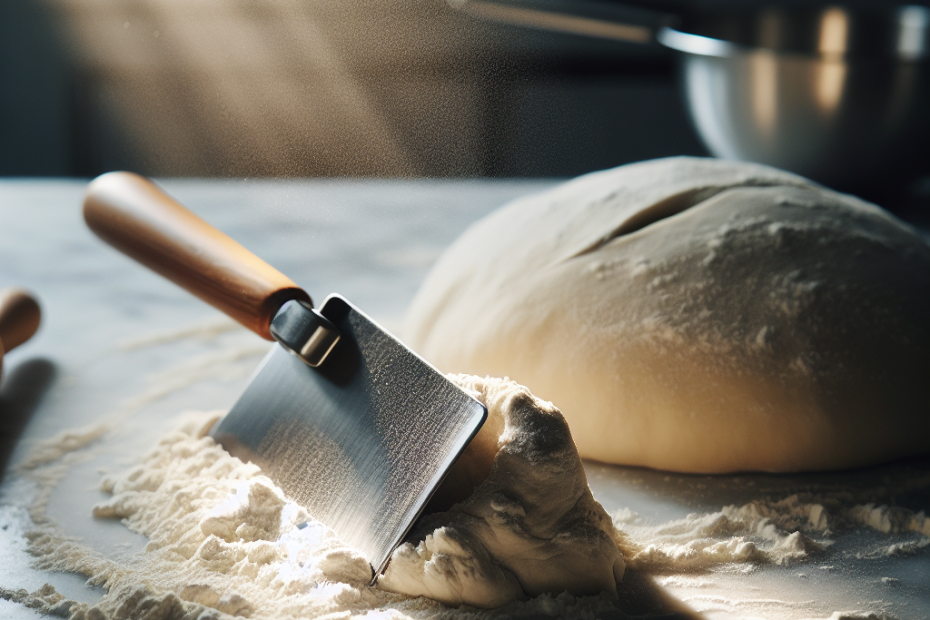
660 5 930 61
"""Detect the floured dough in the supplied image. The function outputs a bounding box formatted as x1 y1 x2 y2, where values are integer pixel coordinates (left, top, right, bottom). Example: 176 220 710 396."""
404 157 930 473
380 375 628 607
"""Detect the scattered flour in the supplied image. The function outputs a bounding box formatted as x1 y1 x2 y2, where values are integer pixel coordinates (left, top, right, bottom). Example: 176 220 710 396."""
617 492 930 573
18 424 109 471
5 375 927 619
616 499 832 572
8 376 636 619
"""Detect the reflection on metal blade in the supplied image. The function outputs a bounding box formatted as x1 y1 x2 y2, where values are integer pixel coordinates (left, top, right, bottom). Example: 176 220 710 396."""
210 294 487 575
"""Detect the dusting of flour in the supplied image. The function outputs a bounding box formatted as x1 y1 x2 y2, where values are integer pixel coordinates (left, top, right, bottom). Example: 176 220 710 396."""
404 157 930 474
7 376 635 619
618 495 929 573
6 376 928 620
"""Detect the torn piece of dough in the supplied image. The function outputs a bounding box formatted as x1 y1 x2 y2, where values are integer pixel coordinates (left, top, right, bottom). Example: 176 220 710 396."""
379 375 629 608
404 157 930 473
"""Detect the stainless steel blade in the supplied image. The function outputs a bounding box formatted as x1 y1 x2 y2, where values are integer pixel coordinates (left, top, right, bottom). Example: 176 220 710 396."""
210 294 487 575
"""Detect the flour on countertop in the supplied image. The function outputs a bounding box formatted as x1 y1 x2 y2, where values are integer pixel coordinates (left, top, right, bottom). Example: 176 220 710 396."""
7 377 929 620
19 424 109 472
616 489 930 573
9 377 633 619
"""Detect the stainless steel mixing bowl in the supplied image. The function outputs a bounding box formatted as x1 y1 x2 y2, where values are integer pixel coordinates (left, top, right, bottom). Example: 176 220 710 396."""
456 1 930 193
662 6 930 192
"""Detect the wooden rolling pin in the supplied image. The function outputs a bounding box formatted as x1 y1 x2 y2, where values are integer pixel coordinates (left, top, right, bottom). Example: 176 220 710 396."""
0 288 42 379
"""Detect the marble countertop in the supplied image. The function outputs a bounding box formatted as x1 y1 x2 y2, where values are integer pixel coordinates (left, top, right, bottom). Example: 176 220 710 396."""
1 178 927 619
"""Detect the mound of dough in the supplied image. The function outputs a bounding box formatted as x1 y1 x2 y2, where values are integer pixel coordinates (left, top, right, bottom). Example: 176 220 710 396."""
380 375 628 608
404 157 930 473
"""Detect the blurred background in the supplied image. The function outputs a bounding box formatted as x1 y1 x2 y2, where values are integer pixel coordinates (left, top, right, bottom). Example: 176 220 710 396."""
0 0 928 216
0 0 712 179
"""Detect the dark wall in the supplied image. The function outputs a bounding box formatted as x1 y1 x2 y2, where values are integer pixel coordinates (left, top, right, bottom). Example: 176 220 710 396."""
0 0 73 175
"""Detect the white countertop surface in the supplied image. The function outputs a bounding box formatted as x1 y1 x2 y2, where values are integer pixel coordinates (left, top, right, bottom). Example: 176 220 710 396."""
1 178 927 620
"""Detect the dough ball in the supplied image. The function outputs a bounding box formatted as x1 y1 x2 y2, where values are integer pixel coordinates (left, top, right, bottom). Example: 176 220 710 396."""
404 157 930 473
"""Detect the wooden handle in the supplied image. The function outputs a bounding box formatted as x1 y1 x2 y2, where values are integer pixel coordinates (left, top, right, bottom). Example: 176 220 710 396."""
0 288 42 377
0 288 41 354
83 172 311 340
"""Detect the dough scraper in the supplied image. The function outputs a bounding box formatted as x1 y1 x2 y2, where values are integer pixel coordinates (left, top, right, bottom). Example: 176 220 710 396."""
83 172 487 578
